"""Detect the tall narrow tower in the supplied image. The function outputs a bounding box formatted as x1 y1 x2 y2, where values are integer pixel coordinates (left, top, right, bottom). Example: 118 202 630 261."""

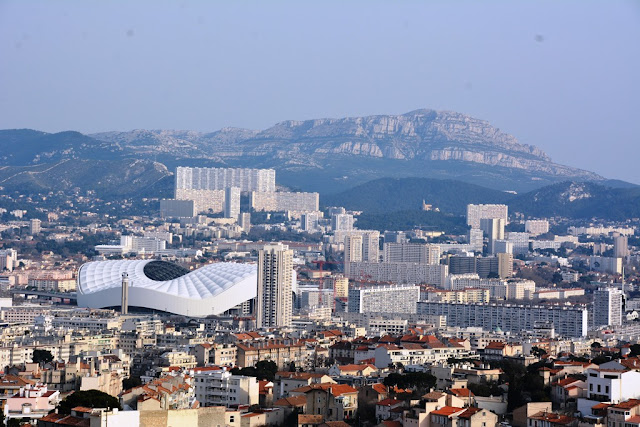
256 244 293 328
121 272 129 315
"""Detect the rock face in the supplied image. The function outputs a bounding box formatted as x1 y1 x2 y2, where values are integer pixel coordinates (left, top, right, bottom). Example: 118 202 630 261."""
90 109 599 182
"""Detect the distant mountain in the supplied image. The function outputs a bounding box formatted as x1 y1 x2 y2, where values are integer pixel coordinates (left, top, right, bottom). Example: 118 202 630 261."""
0 129 124 165
0 159 172 198
87 109 608 193
325 177 640 222
1 109 633 196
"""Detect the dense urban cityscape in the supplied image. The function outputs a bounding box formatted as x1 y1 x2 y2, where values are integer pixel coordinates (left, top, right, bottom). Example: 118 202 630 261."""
0 164 637 426
2 1 638 426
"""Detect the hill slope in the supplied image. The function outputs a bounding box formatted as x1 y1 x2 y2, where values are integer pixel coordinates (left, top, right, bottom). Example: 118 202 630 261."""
326 177 640 221
323 177 512 214
0 159 172 198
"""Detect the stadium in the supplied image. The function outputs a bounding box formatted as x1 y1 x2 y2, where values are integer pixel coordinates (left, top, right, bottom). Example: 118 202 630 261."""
77 259 258 317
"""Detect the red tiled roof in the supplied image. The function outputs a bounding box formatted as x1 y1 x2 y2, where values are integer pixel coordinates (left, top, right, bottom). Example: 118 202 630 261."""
431 406 464 416
450 388 474 397
274 395 307 407
458 407 481 419
376 398 403 407
612 399 640 410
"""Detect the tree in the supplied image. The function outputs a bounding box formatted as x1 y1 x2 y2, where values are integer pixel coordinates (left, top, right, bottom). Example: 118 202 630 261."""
122 376 142 390
289 361 296 372
531 347 547 358
56 390 121 415
32 349 53 365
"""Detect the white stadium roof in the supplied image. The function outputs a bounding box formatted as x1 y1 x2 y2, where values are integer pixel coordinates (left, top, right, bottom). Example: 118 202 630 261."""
77 259 258 317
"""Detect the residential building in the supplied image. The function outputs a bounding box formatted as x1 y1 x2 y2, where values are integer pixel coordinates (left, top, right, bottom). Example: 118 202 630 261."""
175 166 276 192
383 242 441 264
257 244 294 329
467 204 508 229
525 220 550 236
346 262 448 287
417 301 588 337
224 187 241 219
194 368 258 407
593 287 624 327
160 199 196 218
250 191 319 212
348 284 420 314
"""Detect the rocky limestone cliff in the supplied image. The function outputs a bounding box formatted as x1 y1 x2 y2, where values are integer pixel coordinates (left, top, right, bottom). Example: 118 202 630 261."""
88 109 600 182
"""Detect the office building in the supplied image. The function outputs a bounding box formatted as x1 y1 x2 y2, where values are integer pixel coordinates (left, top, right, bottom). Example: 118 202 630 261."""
525 220 549 236
176 166 276 192
224 187 241 219
29 218 41 235
593 287 624 327
467 204 508 229
448 255 477 275
476 257 499 278
257 244 294 328
348 284 420 314
249 191 319 212
332 214 355 231
417 301 588 337
383 242 440 264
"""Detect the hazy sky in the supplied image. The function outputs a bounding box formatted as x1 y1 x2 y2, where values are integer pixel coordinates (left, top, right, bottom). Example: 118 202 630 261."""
1 1 639 183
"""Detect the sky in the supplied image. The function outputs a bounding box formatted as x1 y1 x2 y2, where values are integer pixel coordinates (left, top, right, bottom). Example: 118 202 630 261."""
1 1 639 183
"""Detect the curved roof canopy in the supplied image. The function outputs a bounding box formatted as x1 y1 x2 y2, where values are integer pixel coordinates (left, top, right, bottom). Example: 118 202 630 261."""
77 259 258 317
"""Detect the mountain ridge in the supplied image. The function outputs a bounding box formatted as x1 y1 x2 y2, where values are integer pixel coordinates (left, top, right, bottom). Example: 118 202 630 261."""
0 109 621 193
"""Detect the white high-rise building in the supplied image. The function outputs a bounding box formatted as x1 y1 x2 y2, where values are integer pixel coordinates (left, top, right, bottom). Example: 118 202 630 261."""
344 235 363 278
468 229 484 252
480 218 505 254
301 212 322 232
525 220 549 236
29 219 41 235
238 213 251 232
466 204 508 229
593 287 624 327
332 214 355 231
175 167 276 192
507 232 530 255
613 234 629 258
224 187 241 219
383 242 440 264
348 284 420 314
257 244 294 328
